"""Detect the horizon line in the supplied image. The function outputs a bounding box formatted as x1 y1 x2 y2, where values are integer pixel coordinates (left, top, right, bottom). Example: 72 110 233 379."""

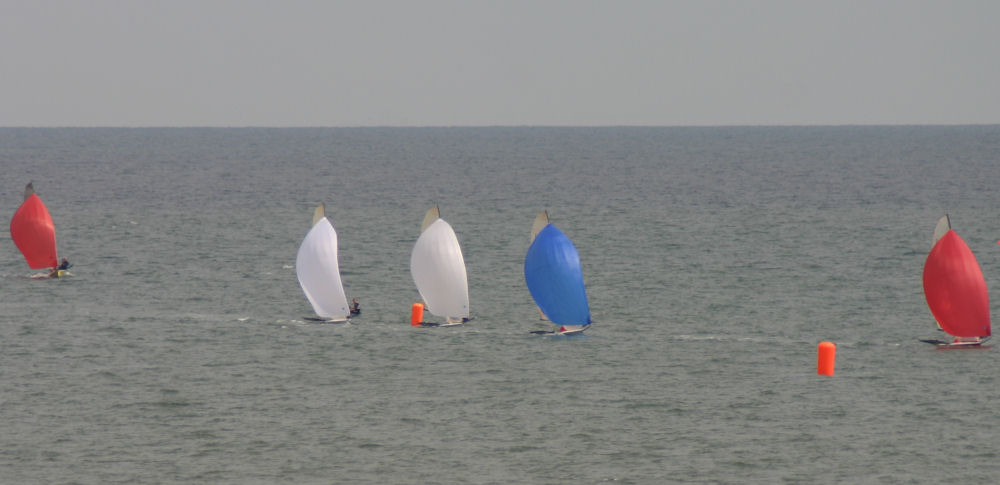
2 123 999 129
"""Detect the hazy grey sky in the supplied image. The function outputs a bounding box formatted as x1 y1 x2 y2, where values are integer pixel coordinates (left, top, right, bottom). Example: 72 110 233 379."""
3 0 998 127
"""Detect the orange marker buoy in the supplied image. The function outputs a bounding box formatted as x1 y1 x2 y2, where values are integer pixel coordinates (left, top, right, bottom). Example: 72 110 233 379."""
410 303 424 326
817 341 836 376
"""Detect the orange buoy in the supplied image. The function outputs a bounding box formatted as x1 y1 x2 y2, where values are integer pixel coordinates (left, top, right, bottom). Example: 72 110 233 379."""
817 341 836 376
410 303 424 326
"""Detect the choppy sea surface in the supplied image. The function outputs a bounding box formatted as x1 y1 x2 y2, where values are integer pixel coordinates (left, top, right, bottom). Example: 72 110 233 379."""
2 126 1000 484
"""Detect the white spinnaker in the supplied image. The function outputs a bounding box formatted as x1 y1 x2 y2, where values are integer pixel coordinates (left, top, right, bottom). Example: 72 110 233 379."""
410 218 470 319
296 218 350 320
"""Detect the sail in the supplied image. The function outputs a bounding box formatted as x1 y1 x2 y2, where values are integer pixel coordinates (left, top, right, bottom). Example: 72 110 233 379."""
524 224 591 326
931 215 950 248
421 205 441 233
10 183 58 269
530 210 549 243
296 217 350 320
923 228 991 338
529 210 552 320
311 203 326 227
410 217 469 319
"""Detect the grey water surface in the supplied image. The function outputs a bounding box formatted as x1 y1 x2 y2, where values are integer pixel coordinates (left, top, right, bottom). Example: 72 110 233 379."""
2 126 1000 484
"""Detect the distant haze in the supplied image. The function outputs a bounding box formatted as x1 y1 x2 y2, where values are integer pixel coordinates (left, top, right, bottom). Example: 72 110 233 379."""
2 0 998 127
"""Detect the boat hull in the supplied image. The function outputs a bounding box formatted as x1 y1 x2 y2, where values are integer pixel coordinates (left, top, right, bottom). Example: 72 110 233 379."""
414 319 467 327
920 338 990 349
29 269 69 279
303 316 349 324
530 325 589 336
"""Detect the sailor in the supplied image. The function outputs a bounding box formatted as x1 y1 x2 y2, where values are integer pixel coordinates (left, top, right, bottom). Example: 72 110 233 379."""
48 258 72 278
350 298 361 316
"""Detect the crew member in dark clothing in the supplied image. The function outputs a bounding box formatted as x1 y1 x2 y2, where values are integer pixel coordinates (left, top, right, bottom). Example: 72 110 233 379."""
49 258 72 278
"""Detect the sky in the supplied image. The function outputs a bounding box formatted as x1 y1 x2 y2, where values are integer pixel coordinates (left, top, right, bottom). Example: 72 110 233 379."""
2 0 999 127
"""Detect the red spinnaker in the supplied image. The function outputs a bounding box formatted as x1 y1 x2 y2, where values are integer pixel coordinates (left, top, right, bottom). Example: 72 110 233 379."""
10 193 58 269
922 230 991 338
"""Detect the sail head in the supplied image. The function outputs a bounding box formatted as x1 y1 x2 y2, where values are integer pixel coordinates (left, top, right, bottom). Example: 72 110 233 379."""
931 214 951 248
23 181 36 201
420 205 441 233
312 203 326 227
529 210 550 243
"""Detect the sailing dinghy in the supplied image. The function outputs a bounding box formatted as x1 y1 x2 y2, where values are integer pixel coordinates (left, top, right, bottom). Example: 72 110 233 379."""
524 210 590 335
409 205 470 326
10 182 68 278
921 215 991 347
296 203 352 323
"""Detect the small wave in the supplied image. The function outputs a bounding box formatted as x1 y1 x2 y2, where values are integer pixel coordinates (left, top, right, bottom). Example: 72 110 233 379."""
673 334 777 343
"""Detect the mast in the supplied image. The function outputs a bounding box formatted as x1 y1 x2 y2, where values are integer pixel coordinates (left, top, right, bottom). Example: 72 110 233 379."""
529 210 551 320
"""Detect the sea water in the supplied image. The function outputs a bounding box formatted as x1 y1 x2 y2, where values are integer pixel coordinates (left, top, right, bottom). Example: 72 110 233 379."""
2 126 1000 484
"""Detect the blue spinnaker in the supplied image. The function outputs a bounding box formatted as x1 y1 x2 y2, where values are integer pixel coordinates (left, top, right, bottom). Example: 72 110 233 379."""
524 224 591 326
